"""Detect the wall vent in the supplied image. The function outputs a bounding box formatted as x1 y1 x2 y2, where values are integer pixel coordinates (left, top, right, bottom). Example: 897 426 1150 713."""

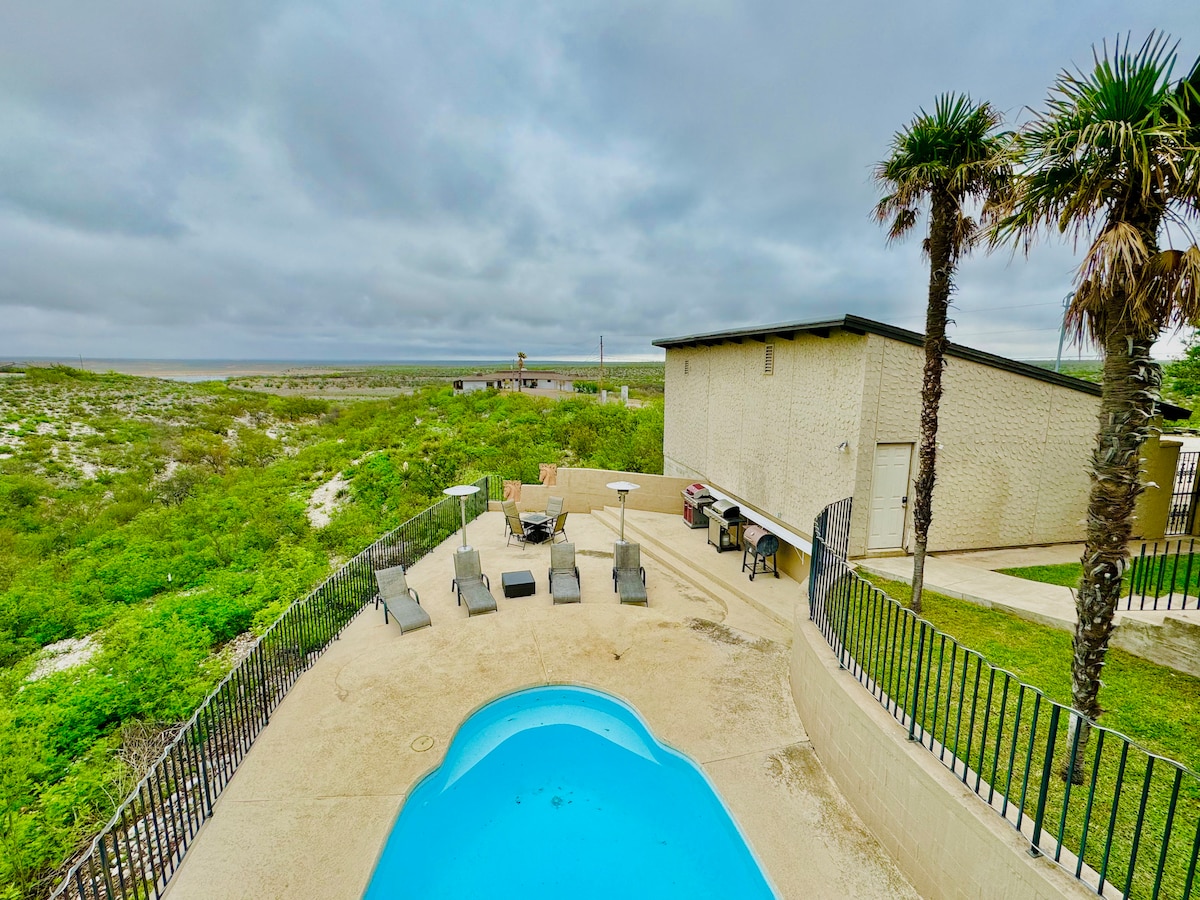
684 358 691 375
764 343 775 375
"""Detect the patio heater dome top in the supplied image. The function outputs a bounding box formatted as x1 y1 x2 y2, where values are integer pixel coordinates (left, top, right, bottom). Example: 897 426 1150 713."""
443 484 481 497
606 481 641 493
607 481 641 542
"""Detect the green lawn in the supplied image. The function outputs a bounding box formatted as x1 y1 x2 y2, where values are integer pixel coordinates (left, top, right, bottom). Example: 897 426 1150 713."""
835 573 1200 898
1000 552 1200 605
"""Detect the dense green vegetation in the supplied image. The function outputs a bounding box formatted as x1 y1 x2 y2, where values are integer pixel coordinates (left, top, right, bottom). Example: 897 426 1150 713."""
1027 358 1103 384
0 369 663 899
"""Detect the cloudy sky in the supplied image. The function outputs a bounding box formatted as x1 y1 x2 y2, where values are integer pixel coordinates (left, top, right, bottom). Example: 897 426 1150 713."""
1 1 1197 362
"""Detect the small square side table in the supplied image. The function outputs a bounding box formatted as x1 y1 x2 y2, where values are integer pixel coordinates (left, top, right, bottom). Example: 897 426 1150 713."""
501 570 536 598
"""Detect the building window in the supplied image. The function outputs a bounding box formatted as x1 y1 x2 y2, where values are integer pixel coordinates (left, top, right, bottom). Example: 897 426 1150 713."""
684 358 691 375
764 343 775 375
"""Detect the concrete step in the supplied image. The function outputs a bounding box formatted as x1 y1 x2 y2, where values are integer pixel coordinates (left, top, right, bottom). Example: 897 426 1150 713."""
591 506 797 630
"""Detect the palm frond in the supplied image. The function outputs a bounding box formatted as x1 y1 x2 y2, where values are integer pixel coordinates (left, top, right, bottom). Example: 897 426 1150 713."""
874 92 1012 254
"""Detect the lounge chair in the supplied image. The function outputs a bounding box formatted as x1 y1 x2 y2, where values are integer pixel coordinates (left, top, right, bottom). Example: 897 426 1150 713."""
612 541 647 606
374 565 431 634
549 510 569 543
451 548 498 616
502 500 535 547
545 496 564 519
548 542 581 604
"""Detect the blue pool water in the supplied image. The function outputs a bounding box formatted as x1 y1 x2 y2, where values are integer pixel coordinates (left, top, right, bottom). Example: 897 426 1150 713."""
363 685 777 899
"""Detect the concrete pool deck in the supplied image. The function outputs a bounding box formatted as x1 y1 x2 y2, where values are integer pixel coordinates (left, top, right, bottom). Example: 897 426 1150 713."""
162 509 919 899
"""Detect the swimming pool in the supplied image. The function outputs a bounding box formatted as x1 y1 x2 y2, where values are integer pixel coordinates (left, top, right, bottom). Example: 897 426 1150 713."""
363 685 777 898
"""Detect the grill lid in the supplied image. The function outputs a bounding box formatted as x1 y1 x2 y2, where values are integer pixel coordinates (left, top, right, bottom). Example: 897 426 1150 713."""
743 524 780 555
684 482 712 500
710 499 740 520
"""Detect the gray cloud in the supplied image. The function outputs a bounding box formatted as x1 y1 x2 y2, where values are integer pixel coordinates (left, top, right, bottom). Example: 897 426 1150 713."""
1 0 1198 361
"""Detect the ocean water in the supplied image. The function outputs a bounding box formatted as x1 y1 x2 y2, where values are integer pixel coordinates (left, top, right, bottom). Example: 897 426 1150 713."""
363 685 777 899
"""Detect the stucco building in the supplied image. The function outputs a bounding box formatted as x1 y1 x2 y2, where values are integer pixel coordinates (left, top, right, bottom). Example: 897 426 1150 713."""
453 371 575 393
654 315 1185 559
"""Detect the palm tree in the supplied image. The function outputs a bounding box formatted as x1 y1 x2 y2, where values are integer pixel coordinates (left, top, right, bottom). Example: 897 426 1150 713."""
517 351 527 391
874 94 1013 613
995 33 1200 773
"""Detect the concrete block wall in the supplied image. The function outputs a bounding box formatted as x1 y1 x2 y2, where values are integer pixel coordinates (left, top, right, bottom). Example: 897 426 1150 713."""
510 468 695 516
790 605 1092 900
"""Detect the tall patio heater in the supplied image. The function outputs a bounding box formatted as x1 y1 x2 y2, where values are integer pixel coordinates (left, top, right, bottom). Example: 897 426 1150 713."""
606 480 641 542
444 484 481 550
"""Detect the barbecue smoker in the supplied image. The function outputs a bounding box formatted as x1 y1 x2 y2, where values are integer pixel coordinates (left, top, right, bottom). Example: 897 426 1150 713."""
742 524 780 580
682 483 714 528
707 499 742 552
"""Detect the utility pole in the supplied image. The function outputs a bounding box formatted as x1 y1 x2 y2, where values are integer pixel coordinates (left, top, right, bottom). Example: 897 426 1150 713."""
1054 292 1072 373
599 335 604 395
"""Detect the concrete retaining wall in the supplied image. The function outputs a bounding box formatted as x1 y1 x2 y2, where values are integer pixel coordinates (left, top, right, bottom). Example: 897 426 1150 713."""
512 468 695 516
1113 614 1200 679
790 603 1091 900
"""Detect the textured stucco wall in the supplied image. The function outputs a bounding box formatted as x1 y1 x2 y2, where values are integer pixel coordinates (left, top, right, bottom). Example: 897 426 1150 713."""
663 333 867 540
663 330 1116 555
858 336 1098 553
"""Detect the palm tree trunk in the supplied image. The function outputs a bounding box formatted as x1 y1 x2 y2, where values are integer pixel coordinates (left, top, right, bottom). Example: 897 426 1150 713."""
910 193 955 615
1064 294 1160 781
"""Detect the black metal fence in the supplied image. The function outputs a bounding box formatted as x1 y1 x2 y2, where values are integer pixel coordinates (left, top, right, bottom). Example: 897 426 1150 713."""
49 476 500 900
809 498 1200 899
1124 538 1200 611
1167 451 1200 536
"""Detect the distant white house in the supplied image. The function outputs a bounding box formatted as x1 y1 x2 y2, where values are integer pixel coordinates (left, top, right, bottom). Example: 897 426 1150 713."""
453 371 576 394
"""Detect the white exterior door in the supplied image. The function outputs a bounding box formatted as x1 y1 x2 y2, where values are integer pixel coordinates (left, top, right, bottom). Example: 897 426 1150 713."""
868 443 912 550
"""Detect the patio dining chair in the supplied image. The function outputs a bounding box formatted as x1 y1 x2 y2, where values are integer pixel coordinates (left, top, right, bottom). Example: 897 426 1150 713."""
451 548 498 616
548 542 581 604
549 511 569 543
545 496 564 519
374 565 431 634
612 541 647 606
502 499 535 547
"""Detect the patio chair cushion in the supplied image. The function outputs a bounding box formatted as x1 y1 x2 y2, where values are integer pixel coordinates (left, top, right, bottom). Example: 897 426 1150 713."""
549 542 580 604
374 566 431 634
550 511 568 543
613 541 647 606
452 549 498 616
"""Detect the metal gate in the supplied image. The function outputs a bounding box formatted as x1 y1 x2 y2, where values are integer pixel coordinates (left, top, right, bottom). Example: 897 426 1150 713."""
1167 450 1200 535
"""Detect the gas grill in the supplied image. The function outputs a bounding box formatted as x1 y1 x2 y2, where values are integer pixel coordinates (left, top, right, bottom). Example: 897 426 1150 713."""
742 524 780 580
682 483 714 528
707 499 742 552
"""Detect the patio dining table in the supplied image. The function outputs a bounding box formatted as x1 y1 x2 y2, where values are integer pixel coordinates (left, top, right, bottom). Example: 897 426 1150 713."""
520 513 552 543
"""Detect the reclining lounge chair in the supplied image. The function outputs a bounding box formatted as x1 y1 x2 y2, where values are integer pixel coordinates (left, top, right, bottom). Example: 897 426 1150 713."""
374 565 431 634
612 541 647 606
548 542 581 604
451 548 498 616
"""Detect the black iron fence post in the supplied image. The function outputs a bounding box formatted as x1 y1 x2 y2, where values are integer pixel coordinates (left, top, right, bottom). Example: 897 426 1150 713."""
1029 703 1061 857
907 620 925 743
